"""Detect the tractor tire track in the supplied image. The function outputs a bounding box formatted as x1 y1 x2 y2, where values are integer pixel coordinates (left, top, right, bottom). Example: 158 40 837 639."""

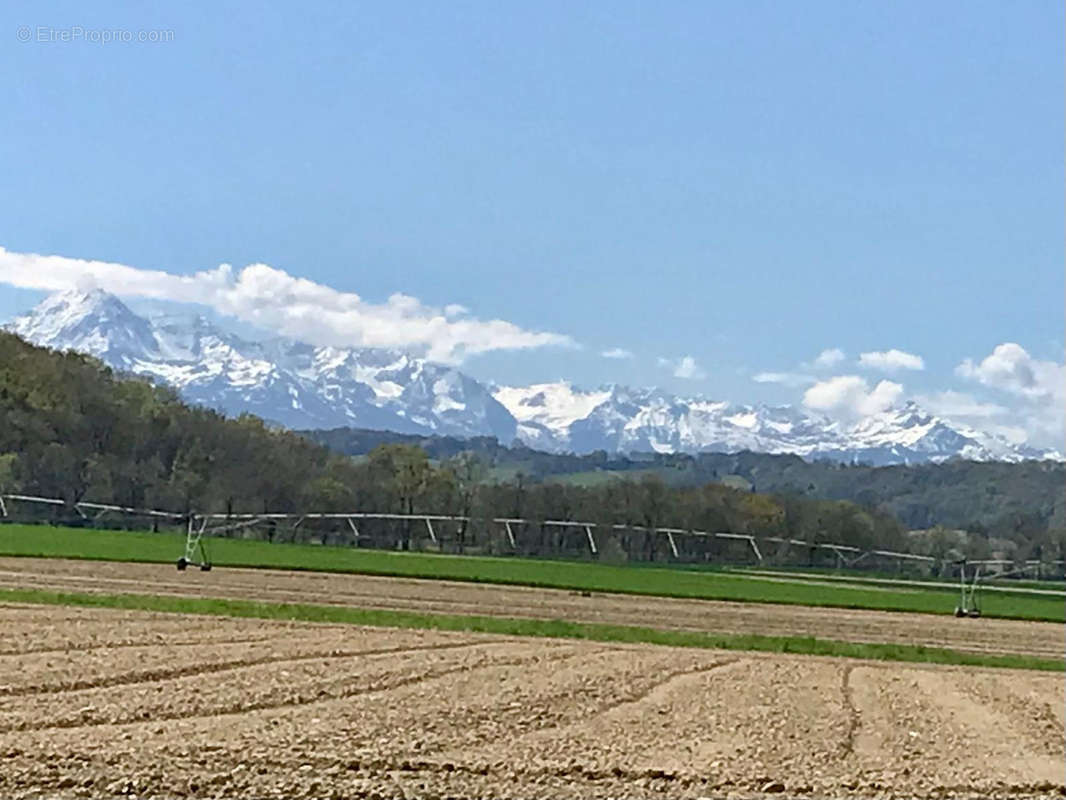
0 633 317 658
0 637 503 698
839 663 859 758
3 644 591 733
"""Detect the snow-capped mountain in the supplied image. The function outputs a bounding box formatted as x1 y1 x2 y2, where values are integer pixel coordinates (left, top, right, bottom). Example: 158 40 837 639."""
7 290 517 440
6 289 1057 464
490 381 1057 464
12 288 161 365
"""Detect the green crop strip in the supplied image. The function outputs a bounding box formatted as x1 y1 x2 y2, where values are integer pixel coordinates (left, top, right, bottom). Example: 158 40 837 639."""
1 587 1061 672
2 524 1063 622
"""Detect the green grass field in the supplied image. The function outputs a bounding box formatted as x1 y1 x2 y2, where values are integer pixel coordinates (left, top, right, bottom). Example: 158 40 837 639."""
727 564 1066 590
722 566 1066 596
2 523 1063 622
3 587 1061 672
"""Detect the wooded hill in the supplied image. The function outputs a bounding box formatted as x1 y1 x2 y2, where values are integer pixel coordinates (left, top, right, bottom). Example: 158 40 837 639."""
1 331 1061 566
306 426 1066 547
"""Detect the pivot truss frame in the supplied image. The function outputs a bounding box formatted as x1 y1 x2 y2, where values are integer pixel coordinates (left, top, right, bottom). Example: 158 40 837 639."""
954 560 982 618
5 493 1062 594
178 515 212 571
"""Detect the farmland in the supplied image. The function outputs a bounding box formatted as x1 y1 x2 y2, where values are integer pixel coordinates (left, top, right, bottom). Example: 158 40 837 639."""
2 524 1063 622
2 534 1064 799
2 556 1063 669
1 603 1063 800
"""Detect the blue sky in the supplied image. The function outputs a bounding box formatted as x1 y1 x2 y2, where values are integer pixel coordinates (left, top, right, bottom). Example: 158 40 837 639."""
1 1 1062 445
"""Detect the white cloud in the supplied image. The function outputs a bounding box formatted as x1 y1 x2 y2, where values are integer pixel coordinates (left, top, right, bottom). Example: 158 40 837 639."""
674 357 704 379
752 348 838 388
601 347 633 360
658 355 705 380
811 348 846 369
913 390 1007 419
910 389 1035 446
955 343 1065 450
980 424 1030 446
956 343 1062 399
858 349 925 372
750 341 1061 452
752 371 815 387
443 303 469 318
803 375 904 419
0 246 574 364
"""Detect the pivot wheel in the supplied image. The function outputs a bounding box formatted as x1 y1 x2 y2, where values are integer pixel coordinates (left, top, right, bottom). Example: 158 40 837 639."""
200 562 212 572
177 557 188 571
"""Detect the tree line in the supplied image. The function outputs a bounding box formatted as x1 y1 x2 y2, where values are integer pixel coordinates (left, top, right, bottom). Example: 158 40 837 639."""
305 427 1066 541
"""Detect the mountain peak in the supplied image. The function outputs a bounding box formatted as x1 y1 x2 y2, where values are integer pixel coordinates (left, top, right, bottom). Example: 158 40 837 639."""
30 287 130 318
6 290 518 441
6 289 158 364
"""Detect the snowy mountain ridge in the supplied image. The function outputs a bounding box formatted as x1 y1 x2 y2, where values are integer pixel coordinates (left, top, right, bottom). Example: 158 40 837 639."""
8 289 517 441
6 289 1058 465
492 381 1049 463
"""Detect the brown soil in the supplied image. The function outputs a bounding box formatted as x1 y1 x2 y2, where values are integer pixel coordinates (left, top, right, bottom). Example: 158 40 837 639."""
0 605 1062 800
0 557 1062 660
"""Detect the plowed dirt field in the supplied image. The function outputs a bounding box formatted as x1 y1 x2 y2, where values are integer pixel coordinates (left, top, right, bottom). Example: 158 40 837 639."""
0 604 1063 799
0 557 1062 660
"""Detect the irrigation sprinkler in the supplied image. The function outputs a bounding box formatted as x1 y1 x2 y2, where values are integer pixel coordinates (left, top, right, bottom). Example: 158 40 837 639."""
8 491 1058 581
950 558 1055 617
953 560 981 618
177 516 212 572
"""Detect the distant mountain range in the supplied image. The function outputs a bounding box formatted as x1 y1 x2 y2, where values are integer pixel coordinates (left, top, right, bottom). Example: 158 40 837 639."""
7 289 1059 465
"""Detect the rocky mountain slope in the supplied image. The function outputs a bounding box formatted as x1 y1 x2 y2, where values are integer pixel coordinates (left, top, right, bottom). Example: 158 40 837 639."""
7 289 1055 464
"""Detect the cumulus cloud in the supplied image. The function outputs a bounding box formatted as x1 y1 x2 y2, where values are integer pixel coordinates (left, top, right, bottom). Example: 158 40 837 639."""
601 347 633 360
748 341 1061 451
803 375 904 419
858 349 925 372
956 343 1062 399
955 343 1064 449
658 355 705 380
752 371 815 387
811 348 845 369
0 246 574 364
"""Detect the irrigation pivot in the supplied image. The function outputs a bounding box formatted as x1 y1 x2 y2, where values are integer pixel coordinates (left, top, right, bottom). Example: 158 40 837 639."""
954 559 982 618
951 558 1059 618
3 492 1063 602
177 515 212 572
